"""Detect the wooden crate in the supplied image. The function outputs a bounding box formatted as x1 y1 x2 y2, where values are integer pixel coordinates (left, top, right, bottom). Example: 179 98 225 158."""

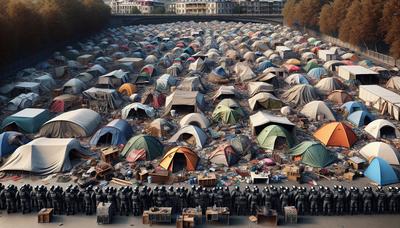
38 208 53 223
198 173 217 187
143 212 149 224
100 147 120 164
149 170 170 184
284 206 297 224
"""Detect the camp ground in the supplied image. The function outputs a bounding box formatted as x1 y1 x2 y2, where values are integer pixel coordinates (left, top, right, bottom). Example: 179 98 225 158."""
0 20 400 207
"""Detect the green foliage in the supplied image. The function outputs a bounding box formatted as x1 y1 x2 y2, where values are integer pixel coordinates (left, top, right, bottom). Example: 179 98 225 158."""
0 0 110 65
151 7 165 14
130 6 141 14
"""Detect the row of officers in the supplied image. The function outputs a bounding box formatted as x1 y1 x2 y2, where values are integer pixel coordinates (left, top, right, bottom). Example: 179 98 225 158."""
1 183 400 216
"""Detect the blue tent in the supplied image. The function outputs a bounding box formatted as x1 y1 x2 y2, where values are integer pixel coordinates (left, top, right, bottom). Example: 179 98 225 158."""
341 101 367 114
307 67 327 80
347 110 375 127
257 61 275 72
364 157 399 185
90 119 133 146
0 131 29 158
212 66 227 77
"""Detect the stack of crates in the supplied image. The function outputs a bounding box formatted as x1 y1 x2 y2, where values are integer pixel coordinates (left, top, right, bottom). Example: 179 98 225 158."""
284 206 298 224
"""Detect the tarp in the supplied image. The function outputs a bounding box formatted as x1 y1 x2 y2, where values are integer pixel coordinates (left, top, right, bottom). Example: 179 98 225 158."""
2 108 50 133
83 87 122 110
285 74 309 85
6 93 39 111
180 113 210 129
208 66 230 84
250 111 295 135
212 86 236 100
257 125 294 150
208 144 240 166
159 146 199 172
63 78 87 95
0 138 92 175
290 141 336 168
168 125 208 149
156 74 177 92
146 118 173 138
248 82 274 97
234 62 256 82
313 122 357 148
307 67 327 80
281 84 319 106
347 110 374 127
40 108 101 138
90 119 133 146
121 134 164 159
118 83 137 96
364 157 399 185
360 142 400 165
230 135 252 156
0 131 29 158
98 69 129 88
386 76 400 90
121 103 155 119
248 92 282 111
178 76 205 92
34 74 56 93
365 119 400 139
300 101 336 121
164 90 205 115
50 94 80 113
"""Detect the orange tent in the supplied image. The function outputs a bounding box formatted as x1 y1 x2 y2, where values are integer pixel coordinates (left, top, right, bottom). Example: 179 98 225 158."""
159 146 199 172
313 122 357 148
118 83 137 96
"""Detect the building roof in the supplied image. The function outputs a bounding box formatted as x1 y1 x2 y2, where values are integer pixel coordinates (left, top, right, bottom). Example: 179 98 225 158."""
338 65 379 75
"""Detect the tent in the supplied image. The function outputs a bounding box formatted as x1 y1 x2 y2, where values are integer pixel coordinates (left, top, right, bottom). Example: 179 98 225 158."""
156 74 177 92
365 119 400 139
159 146 199 172
257 60 275 72
75 72 93 84
315 77 344 95
234 62 256 82
140 64 156 77
141 89 166 108
360 142 400 165
285 58 301 65
0 131 29 158
212 86 236 100
285 74 309 85
248 82 274 97
180 113 210 129
90 119 133 146
303 61 319 72
208 144 240 166
63 78 87 94
34 74 56 93
208 66 230 84
290 141 336 168
164 90 205 116
0 138 92 175
83 87 122 110
146 118 174 138
121 134 164 159
168 125 208 149
212 104 245 125
281 84 319 106
257 125 294 150
40 108 101 138
121 103 155 119
145 55 158 64
98 70 129 88
347 110 374 127
364 157 399 186
313 122 357 148
50 94 80 113
248 92 283 111
250 111 295 135
307 67 328 80
118 83 137 96
189 58 206 72
386 76 400 90
300 101 336 121
2 108 50 133
6 93 39 111
230 135 252 156
327 90 352 105
323 60 345 72
341 101 367 114
178 76 206 92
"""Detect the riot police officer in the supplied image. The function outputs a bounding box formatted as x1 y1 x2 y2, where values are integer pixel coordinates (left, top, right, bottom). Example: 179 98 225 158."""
322 187 333 215
362 187 374 214
131 187 141 216
375 186 386 214
309 187 319 215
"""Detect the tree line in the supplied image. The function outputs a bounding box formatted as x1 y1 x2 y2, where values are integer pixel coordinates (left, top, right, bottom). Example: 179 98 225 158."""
282 0 400 59
0 0 111 66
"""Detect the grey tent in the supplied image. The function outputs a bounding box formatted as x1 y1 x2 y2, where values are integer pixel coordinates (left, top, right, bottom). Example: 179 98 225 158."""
300 101 336 121
281 84 319 106
250 111 295 135
315 77 344 95
168 125 208 149
164 90 205 116
63 78 87 95
180 113 210 129
40 108 101 138
0 138 92 175
177 76 206 92
83 87 122 110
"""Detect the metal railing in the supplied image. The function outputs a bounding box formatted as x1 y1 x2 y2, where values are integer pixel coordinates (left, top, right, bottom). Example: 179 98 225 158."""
112 13 283 17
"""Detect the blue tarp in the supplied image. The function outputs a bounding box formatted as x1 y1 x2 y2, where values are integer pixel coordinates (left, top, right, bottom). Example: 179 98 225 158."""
257 61 275 72
212 66 227 77
90 119 133 146
307 67 327 80
347 110 375 127
364 157 399 185
0 131 29 158
341 101 367 114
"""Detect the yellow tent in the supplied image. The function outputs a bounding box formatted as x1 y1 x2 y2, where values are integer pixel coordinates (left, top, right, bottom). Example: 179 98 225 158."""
159 146 199 172
118 83 137 96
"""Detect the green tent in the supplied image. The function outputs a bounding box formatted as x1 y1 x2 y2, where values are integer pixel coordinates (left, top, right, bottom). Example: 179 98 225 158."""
121 134 164 159
257 125 294 150
212 105 245 125
289 141 336 168
303 61 319 72
1 108 50 133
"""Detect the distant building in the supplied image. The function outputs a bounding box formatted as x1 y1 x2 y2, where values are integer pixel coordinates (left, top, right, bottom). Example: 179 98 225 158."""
235 0 285 14
110 0 165 14
175 0 235 15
